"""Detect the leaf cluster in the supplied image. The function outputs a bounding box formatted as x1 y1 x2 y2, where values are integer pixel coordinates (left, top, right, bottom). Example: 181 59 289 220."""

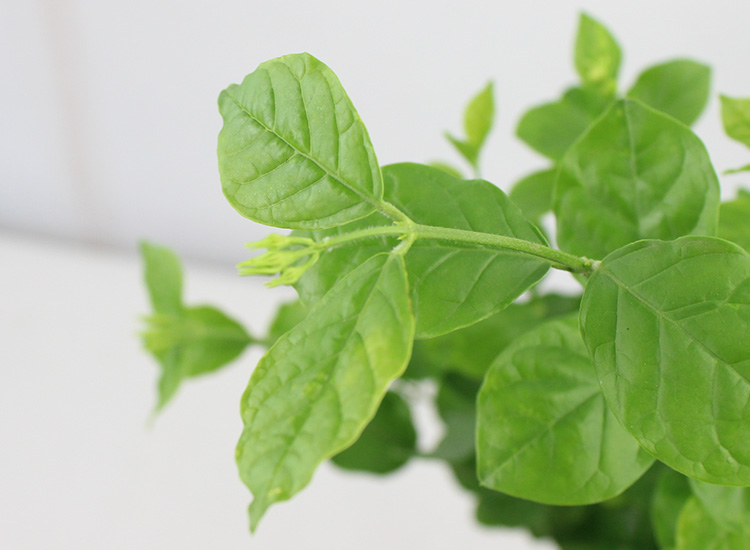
139 12 750 549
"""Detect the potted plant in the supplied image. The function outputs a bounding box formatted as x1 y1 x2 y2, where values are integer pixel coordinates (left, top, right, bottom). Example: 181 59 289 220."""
140 13 750 549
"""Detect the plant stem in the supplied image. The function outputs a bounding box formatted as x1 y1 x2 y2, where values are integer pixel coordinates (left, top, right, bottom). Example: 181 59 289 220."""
318 223 599 275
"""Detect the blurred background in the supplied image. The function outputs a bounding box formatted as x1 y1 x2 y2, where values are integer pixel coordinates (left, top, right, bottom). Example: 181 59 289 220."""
2 0 750 548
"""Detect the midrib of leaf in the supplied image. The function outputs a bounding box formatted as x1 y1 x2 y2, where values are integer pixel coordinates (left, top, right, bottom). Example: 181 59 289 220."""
225 92 382 212
599 266 750 387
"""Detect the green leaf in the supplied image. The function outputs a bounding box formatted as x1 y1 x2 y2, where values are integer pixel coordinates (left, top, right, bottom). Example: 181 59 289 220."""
720 95 750 150
516 87 610 160
509 168 556 225
331 391 416 474
627 60 711 126
143 306 252 409
140 241 183 316
236 252 414 530
477 316 653 505
580 237 750 485
651 469 692 549
689 479 750 529
719 189 750 251
427 161 464 178
574 13 622 97
266 300 307 346
415 293 580 380
446 82 494 170
555 99 720 260
295 163 549 338
724 163 750 175
218 53 383 229
675 497 750 550
432 373 481 462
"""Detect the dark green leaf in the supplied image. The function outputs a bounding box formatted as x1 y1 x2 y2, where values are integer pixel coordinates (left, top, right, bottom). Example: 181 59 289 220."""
218 53 382 229
651 468 691 549
140 241 183 316
556 99 720 260
627 60 711 126
331 391 416 474
719 188 750 251
516 87 610 161
477 316 653 505
720 95 750 150
432 373 481 462
575 13 621 97
580 237 750 485
295 163 549 338
236 253 414 530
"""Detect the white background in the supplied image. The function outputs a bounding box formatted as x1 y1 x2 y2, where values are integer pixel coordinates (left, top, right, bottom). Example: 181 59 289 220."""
2 0 750 548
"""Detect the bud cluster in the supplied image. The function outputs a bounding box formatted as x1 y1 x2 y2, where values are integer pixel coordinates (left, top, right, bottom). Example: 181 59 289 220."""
238 234 321 287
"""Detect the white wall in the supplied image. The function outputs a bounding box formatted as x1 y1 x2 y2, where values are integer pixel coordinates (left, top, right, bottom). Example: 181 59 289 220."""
3 0 750 264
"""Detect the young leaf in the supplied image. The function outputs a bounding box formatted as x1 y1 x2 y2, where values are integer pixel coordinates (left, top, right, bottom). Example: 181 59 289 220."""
141 241 183 316
477 316 653 505
218 53 383 229
627 60 711 126
331 391 416 474
556 99 720 260
446 82 494 171
720 95 750 150
236 253 414 530
574 13 622 97
651 468 692 549
295 163 549 338
580 237 750 485
140 243 252 409
508 168 556 226
516 87 610 161
719 189 750 251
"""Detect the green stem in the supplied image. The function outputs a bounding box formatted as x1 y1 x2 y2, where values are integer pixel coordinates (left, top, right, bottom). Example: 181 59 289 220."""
317 222 598 275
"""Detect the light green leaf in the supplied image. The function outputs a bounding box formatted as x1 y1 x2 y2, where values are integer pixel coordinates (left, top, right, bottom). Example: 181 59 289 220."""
627 60 711 126
719 189 750 252
580 237 750 485
477 316 653 505
140 241 183 316
295 163 549 338
720 95 750 150
509 168 556 225
428 161 464 178
575 13 621 97
676 497 750 550
689 480 750 528
331 391 416 474
724 163 750 175
651 468 691 549
415 293 580 380
218 53 383 229
556 99 720 260
236 253 414 530
516 87 610 161
446 82 494 170
266 300 307 346
143 306 252 409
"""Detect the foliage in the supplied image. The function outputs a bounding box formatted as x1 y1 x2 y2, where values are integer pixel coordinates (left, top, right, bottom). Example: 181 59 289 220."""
139 12 750 549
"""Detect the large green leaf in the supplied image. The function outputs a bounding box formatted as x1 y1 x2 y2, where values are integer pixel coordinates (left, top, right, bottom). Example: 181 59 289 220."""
218 53 383 229
295 163 549 337
627 60 711 126
719 189 750 251
580 237 750 485
265 300 307 346
574 13 621 97
477 316 653 505
516 87 610 161
236 253 414 530
331 391 416 474
446 82 494 170
555 99 720 260
720 95 750 150
651 468 692 549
